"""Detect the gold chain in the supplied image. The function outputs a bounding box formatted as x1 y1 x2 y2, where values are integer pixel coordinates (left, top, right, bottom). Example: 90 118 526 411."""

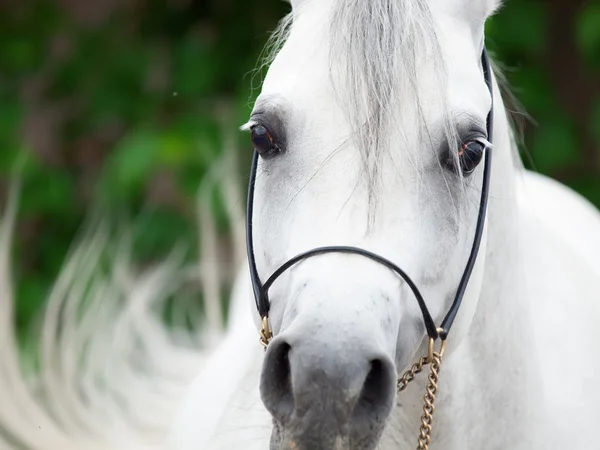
397 356 428 392
416 352 442 449
397 331 446 450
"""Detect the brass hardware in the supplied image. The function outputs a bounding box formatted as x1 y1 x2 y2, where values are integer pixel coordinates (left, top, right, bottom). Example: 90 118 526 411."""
259 316 273 348
397 328 447 450
397 355 428 392
417 350 442 449
427 329 447 363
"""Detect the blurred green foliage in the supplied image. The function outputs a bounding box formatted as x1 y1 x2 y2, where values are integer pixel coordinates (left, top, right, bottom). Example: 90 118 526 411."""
486 0 600 204
0 0 598 336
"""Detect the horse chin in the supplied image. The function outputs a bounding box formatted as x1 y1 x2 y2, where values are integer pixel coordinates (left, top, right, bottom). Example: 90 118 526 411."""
269 417 385 450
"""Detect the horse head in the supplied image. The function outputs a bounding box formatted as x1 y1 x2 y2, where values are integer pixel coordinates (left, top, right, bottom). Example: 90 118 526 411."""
244 0 502 448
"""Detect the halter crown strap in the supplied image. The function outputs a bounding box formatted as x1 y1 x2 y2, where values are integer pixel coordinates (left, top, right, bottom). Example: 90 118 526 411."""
439 47 494 338
246 48 494 342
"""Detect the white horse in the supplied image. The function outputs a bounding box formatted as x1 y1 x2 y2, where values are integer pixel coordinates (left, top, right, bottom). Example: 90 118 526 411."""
1 0 600 449
169 0 600 449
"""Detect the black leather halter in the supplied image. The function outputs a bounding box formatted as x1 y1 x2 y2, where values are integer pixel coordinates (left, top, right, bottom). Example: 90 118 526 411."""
246 48 494 343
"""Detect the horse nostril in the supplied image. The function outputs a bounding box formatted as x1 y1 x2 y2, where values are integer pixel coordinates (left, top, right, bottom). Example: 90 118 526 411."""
260 339 294 423
352 358 396 425
260 335 396 445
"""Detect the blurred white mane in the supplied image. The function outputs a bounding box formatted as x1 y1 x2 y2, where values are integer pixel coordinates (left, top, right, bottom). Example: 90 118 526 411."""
0 138 245 449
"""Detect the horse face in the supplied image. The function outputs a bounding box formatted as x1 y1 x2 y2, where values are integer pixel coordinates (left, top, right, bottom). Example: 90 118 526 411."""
245 1 496 448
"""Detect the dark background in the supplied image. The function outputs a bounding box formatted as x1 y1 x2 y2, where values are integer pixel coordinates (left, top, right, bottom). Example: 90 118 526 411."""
1 0 599 338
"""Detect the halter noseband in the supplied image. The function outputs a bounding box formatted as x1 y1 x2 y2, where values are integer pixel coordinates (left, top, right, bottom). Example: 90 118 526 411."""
246 48 494 347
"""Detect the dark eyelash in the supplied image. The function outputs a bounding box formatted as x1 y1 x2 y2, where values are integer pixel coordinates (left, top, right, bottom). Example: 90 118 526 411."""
457 129 488 146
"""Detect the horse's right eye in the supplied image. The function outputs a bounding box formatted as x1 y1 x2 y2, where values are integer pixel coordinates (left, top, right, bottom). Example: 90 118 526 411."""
251 125 277 156
443 135 489 176
458 139 486 175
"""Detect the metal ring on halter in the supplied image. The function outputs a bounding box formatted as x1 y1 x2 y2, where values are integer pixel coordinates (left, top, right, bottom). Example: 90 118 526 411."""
427 328 447 363
259 316 273 348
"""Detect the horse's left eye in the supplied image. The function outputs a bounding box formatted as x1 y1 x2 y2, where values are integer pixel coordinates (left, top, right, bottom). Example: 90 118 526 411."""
251 125 277 156
458 140 486 175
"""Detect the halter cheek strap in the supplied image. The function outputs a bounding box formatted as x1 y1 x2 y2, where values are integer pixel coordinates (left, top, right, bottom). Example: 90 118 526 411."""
246 48 494 345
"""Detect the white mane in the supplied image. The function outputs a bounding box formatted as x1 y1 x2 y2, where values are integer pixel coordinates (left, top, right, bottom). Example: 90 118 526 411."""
0 146 246 449
329 0 446 179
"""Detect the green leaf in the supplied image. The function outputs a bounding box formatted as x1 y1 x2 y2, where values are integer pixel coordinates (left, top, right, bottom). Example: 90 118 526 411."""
0 100 22 155
103 129 161 198
20 169 76 215
575 2 600 66
590 97 600 146
529 114 581 173
486 0 549 57
172 38 216 97
0 36 43 73
16 277 48 331
568 176 600 209
507 66 558 116
159 131 191 166
131 208 194 262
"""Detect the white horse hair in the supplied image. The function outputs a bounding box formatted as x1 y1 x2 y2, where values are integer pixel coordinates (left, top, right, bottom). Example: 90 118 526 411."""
0 143 246 449
2 0 600 449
